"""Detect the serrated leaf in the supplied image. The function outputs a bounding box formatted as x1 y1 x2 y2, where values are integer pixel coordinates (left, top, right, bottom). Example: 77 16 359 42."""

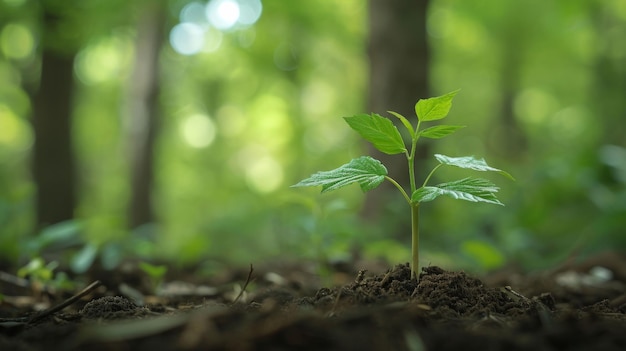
415 89 460 122
343 113 406 155
411 187 441 203
411 177 503 205
387 110 415 138
434 154 515 180
419 125 465 139
292 156 388 193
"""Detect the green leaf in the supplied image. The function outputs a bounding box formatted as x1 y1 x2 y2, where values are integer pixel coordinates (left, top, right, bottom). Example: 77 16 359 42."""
434 154 515 180
419 125 465 139
411 177 503 205
70 244 98 274
343 113 406 155
139 262 168 279
292 156 388 193
387 110 415 138
415 89 459 122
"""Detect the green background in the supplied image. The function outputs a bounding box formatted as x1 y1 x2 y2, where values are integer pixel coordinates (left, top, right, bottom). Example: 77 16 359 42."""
1 0 624 275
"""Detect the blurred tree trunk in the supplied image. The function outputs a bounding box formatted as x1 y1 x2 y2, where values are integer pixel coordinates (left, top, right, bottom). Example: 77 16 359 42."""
495 41 528 159
363 0 430 221
32 9 76 226
494 11 528 160
590 3 626 146
126 1 166 229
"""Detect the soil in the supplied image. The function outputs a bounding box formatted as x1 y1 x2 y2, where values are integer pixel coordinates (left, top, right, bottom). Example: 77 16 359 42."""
1 252 625 351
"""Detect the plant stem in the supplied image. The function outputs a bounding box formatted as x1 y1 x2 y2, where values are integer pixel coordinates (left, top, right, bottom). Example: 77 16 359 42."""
408 151 416 193
411 203 420 280
408 121 421 194
422 163 442 188
385 176 410 204
409 120 422 280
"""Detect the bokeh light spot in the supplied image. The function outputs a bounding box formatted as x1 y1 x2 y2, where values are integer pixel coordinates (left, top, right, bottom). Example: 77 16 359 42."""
550 106 588 141
206 0 240 30
172 0 262 56
237 0 263 26
203 26 224 52
216 105 245 137
75 36 131 85
180 114 217 148
170 22 206 55
301 80 334 117
0 104 32 155
179 2 207 24
514 89 558 126
1 23 34 60
246 156 283 193
249 94 293 148
234 144 283 193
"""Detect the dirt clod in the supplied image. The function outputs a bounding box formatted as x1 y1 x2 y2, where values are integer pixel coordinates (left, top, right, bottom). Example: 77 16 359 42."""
81 296 149 320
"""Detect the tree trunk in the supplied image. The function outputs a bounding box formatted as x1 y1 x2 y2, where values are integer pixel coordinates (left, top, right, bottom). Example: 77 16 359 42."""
364 0 431 220
32 10 76 226
126 1 166 229
590 3 626 145
495 39 528 159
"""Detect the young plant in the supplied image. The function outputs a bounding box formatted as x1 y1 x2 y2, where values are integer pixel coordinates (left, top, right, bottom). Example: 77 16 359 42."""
138 261 168 294
17 257 75 295
293 90 513 280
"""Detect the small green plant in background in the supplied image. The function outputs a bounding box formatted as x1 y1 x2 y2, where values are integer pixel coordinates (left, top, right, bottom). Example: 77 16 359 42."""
293 90 513 280
17 257 75 294
138 261 168 294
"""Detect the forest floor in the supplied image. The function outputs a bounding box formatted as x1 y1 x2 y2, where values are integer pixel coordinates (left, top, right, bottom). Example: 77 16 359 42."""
1 251 625 351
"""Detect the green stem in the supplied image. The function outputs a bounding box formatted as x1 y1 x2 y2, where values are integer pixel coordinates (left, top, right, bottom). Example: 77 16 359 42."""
409 120 422 280
404 148 414 194
385 176 410 204
411 203 420 280
408 121 421 193
422 163 443 188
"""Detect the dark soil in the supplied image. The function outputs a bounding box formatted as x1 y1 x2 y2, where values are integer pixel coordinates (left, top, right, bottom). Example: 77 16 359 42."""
1 252 625 351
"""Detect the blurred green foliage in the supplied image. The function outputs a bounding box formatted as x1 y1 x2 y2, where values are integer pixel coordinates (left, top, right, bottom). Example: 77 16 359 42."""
0 0 625 273
17 256 75 291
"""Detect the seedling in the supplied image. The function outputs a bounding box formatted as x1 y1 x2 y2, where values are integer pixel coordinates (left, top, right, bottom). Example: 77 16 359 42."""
138 261 168 294
293 90 513 280
17 257 75 295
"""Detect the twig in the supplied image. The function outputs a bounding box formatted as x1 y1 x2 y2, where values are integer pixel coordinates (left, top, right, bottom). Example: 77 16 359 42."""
28 280 103 324
503 285 529 301
232 264 254 305
0 271 30 288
